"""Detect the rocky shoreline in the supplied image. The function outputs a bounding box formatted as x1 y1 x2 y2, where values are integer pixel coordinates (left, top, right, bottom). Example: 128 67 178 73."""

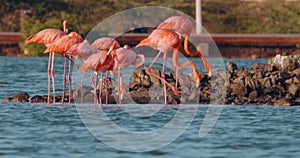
2 55 300 106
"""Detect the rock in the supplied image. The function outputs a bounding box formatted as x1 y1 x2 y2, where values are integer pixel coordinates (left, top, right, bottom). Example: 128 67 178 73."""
245 76 262 92
294 76 300 84
236 68 250 77
30 95 47 103
279 71 291 80
11 93 30 102
252 69 264 79
292 68 300 76
145 68 161 84
274 98 293 106
248 91 258 101
288 83 300 96
231 83 247 96
263 77 272 88
252 63 273 72
227 62 237 74
273 54 296 71
2 97 12 102
282 57 296 71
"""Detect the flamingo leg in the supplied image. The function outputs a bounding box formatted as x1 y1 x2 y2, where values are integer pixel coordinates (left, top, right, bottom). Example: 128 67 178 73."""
62 56 67 104
173 48 202 87
105 71 109 107
80 72 85 104
91 73 98 107
110 71 123 107
117 67 124 106
175 69 179 89
146 51 180 96
98 73 103 108
47 53 52 104
68 56 73 104
162 52 167 106
184 35 212 76
51 52 56 104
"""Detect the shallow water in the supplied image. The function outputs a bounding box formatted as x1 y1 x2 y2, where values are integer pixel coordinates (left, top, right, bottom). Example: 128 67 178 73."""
1 57 300 158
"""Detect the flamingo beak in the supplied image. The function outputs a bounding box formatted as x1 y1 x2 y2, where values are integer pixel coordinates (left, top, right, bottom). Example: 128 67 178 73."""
106 41 117 56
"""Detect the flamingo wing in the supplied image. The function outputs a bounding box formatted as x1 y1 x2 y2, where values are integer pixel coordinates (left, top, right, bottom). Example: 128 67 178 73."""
44 32 83 54
79 50 108 72
116 48 137 68
91 37 120 50
158 16 192 36
137 29 180 52
26 28 65 47
67 40 99 61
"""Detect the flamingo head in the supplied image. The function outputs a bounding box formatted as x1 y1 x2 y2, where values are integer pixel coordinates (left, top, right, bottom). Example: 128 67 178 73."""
63 20 68 34
106 41 117 56
123 44 131 49
68 32 83 43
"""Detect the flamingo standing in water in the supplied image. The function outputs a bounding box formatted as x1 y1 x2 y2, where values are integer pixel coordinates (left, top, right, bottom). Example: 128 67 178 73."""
66 39 103 104
78 44 116 107
44 31 83 104
26 20 68 104
91 37 120 106
157 16 212 78
109 45 145 105
137 28 202 105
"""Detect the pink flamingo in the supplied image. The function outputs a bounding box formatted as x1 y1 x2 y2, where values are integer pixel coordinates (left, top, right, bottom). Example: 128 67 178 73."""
44 31 83 104
66 40 103 104
137 28 202 105
26 20 68 104
157 16 212 78
78 44 116 107
110 45 145 105
91 37 120 106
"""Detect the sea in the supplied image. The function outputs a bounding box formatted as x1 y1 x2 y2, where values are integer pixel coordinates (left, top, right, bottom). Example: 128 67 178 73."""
0 56 299 158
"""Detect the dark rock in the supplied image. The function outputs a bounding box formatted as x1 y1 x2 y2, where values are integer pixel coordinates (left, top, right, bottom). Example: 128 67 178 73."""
30 95 47 103
11 93 30 102
248 91 258 101
227 62 237 74
279 71 291 80
245 76 262 92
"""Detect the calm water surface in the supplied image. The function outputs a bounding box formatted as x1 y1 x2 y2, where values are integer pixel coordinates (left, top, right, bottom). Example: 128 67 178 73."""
0 57 299 158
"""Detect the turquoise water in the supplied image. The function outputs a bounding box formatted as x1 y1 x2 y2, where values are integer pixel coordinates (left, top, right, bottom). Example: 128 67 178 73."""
1 57 300 158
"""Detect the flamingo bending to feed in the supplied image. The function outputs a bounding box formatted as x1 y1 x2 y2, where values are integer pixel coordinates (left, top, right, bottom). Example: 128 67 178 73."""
109 44 145 105
66 40 103 104
136 28 202 105
44 31 83 104
91 37 120 106
157 16 212 77
78 44 116 107
26 20 68 104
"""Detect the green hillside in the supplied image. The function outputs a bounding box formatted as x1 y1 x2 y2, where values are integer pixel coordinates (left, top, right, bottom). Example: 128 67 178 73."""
1 0 300 56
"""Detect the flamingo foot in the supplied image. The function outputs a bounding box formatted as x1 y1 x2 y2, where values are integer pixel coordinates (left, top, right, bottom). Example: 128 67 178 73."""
194 73 203 87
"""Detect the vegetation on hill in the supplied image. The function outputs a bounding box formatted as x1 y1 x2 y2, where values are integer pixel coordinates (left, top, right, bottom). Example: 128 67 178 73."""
1 0 300 56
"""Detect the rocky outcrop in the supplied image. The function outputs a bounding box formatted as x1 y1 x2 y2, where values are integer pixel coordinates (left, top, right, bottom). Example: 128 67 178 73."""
2 55 300 106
